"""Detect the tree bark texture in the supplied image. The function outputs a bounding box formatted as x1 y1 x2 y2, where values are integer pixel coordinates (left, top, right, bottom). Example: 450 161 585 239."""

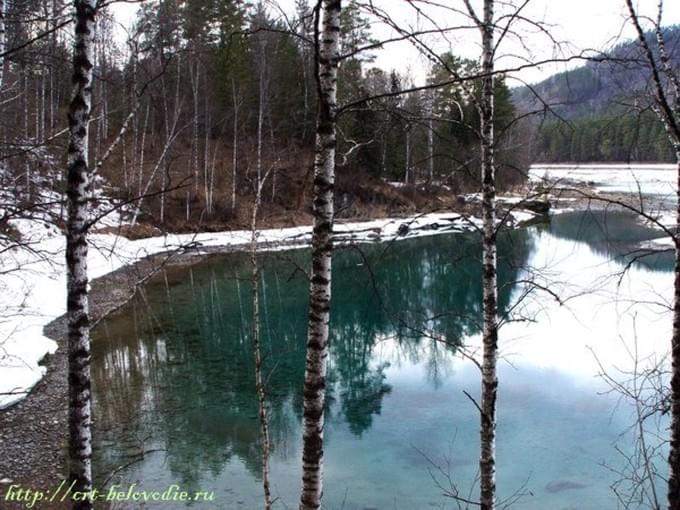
479 1 497 509
250 165 273 510
670 151 680 510
299 1 341 509
66 1 96 509
623 3 680 507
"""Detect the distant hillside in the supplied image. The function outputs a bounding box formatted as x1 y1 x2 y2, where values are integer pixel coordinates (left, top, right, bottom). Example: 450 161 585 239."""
513 26 680 162
514 25 680 118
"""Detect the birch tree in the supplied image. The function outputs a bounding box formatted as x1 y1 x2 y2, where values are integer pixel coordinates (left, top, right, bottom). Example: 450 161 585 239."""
249 173 273 510
65 0 95 508
464 0 499 508
0 0 6 92
299 1 341 509
623 2 680 507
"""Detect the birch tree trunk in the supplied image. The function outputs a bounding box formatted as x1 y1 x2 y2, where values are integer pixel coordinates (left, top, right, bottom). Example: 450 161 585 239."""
138 101 150 198
23 69 30 195
671 150 680 509
622 3 680 506
130 39 138 187
256 39 267 191
231 78 239 214
0 0 5 158
66 1 96 508
0 0 6 91
427 90 434 183
204 92 211 216
249 179 273 510
479 1 497 509
256 76 264 192
404 127 411 185
299 1 341 509
190 59 200 196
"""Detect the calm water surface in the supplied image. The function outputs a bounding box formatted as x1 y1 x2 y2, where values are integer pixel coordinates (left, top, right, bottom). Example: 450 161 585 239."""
91 210 674 509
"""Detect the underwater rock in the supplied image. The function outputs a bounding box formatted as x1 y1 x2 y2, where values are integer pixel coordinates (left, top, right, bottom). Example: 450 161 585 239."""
545 480 587 493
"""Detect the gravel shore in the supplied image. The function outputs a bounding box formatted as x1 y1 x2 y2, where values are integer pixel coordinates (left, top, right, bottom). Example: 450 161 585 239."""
0 246 245 509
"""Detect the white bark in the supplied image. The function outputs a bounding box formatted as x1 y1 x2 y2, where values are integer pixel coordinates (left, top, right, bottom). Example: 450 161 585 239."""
404 127 411 185
190 59 200 195
162 55 183 223
138 101 150 197
66 1 96 508
428 90 435 182
231 78 239 214
478 1 498 509
40 65 46 142
623 3 680 505
249 175 273 510
203 91 211 215
256 42 267 190
130 38 138 181
130 116 183 227
299 1 341 509
0 0 6 91
671 151 680 510
94 104 138 176
0 0 5 159
208 134 218 217
23 69 30 195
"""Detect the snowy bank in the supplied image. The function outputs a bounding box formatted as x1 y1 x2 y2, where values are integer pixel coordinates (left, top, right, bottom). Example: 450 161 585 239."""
0 207 537 409
529 163 677 196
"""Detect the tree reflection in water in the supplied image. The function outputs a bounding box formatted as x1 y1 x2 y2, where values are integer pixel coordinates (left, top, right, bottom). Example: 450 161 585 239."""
91 228 533 491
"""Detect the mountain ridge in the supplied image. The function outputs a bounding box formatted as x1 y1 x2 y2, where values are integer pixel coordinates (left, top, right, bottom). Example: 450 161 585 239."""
513 25 680 163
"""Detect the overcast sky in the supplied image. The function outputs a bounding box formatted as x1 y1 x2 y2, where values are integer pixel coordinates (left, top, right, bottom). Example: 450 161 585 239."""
111 0 680 86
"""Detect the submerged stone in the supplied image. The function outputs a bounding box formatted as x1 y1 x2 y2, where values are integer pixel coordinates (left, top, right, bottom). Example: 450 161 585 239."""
545 480 587 493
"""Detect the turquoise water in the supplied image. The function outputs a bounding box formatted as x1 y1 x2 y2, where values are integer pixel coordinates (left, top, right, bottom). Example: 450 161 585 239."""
91 210 673 509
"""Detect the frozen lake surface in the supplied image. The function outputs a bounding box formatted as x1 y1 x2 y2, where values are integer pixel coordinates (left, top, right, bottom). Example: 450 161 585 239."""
530 163 677 197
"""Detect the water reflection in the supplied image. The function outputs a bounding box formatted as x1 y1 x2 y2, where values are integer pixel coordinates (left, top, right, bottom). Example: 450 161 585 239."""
547 208 674 271
90 211 670 509
92 230 531 496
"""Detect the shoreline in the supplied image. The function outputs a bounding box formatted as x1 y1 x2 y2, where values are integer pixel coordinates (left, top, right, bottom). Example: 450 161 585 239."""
0 205 543 503
531 162 677 170
2 181 669 504
0 206 546 411
0 209 493 411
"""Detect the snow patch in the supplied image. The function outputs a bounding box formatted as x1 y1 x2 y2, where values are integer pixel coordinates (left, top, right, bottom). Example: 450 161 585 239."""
0 205 540 408
530 163 677 197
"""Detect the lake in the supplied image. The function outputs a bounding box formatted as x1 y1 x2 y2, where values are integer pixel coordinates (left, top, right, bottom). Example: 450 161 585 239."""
91 209 674 509
530 163 677 197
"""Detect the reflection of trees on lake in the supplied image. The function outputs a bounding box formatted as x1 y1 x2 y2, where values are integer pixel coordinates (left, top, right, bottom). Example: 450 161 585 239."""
334 230 534 346
547 209 674 271
91 228 533 486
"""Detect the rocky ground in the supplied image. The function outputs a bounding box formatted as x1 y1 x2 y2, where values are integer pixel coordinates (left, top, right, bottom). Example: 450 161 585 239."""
0 249 238 509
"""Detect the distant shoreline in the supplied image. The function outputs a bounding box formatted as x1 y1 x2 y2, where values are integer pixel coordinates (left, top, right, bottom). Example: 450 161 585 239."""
531 162 676 170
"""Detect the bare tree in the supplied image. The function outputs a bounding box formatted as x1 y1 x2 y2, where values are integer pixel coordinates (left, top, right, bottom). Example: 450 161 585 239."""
0 0 6 92
592 335 666 510
65 0 96 508
461 0 500 507
622 1 680 508
231 77 241 214
249 172 273 510
299 1 342 509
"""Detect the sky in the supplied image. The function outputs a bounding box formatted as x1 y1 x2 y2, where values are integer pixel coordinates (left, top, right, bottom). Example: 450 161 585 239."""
110 0 680 86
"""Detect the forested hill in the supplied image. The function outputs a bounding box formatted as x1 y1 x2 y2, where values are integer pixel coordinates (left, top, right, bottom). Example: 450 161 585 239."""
514 25 680 163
